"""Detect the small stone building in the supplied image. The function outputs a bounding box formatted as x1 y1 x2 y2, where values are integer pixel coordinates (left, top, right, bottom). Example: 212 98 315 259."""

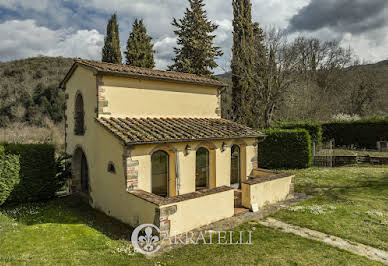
60 59 293 236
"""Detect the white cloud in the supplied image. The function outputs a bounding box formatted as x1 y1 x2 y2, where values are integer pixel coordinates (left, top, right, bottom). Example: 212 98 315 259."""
252 0 309 28
0 0 387 71
48 29 104 60
0 19 104 61
341 28 388 63
153 36 177 69
0 0 50 11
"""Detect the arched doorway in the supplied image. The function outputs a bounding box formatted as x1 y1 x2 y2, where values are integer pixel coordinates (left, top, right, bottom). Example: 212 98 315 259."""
231 145 241 189
151 150 169 197
196 147 210 191
80 152 89 194
72 147 89 196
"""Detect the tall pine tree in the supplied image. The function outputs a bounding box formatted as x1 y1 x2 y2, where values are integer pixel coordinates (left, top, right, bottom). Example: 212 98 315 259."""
231 0 256 127
169 0 223 77
125 19 155 68
102 14 122 64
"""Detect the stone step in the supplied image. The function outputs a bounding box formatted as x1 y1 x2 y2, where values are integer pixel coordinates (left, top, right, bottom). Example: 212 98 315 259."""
234 190 242 208
234 208 249 216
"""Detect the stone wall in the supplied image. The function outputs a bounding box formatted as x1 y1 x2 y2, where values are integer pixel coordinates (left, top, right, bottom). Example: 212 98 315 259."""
314 155 388 167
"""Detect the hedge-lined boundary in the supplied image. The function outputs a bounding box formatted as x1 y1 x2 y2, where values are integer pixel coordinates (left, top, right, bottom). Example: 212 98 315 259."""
322 118 388 149
0 148 20 206
276 121 322 145
258 129 312 169
2 143 57 203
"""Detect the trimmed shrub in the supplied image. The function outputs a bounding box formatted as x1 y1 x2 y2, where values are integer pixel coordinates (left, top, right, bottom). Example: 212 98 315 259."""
258 129 312 169
276 121 322 145
0 151 20 206
322 117 388 149
2 143 57 203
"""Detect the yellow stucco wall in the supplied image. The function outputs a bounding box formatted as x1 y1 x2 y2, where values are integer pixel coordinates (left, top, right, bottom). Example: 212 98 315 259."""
65 66 97 158
242 175 294 210
100 75 220 118
64 66 259 232
164 189 234 236
65 67 157 227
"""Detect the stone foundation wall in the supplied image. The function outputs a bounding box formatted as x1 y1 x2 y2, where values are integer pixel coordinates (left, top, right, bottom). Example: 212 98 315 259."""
314 155 388 167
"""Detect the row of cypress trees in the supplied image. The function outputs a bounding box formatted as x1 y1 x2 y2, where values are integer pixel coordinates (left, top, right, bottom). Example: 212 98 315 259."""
102 14 154 68
101 0 222 77
101 0 268 127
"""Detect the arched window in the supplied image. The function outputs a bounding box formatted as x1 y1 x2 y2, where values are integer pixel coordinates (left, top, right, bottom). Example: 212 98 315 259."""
196 147 209 191
151 150 169 197
74 93 85 135
231 145 241 188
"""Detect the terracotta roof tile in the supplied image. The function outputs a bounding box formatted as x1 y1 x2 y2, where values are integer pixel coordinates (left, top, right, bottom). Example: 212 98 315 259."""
97 117 264 145
73 59 226 87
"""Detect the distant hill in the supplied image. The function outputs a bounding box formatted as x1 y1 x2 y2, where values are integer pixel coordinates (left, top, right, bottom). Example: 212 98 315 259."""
216 60 388 84
366 60 388 69
215 71 232 82
216 60 388 120
0 56 74 126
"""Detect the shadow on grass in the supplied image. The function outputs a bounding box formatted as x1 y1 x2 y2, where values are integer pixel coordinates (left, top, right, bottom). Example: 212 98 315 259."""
0 195 134 241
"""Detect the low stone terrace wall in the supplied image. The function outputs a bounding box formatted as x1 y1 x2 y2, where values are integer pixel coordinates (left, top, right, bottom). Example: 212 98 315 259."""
313 155 388 167
129 186 234 236
242 169 294 211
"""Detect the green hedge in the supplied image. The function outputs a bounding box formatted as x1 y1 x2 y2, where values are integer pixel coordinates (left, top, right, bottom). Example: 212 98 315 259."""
2 143 57 203
276 121 322 145
258 129 312 169
0 148 20 206
322 117 388 149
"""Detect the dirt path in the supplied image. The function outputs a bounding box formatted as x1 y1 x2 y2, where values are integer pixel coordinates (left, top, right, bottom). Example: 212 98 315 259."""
259 217 388 265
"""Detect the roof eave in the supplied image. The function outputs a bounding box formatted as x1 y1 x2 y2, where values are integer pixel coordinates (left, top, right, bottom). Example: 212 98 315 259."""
95 70 226 88
60 61 227 89
123 134 265 146
59 62 98 89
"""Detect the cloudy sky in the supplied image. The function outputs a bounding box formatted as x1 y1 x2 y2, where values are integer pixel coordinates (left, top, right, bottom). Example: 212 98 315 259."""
1 0 388 73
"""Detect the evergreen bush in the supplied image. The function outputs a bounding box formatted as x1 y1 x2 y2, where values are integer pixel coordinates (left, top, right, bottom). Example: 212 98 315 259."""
258 129 312 169
2 143 57 203
0 146 20 206
322 117 388 149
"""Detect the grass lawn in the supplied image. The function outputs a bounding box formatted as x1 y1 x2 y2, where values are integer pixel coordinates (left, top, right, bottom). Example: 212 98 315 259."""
273 166 388 251
0 196 380 265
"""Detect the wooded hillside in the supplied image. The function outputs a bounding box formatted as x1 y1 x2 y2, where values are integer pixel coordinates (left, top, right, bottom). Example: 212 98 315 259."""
0 57 74 127
218 60 388 123
0 56 387 129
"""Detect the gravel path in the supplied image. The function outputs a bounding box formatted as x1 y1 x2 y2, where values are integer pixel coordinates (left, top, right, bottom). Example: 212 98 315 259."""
259 217 388 265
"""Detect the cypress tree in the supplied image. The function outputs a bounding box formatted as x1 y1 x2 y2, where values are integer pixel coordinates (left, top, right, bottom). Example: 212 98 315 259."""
125 19 155 68
102 14 122 64
169 0 223 77
253 22 269 127
231 0 256 127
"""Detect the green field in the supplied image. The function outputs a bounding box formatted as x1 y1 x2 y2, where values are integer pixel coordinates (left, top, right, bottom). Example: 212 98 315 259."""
274 166 388 251
1 166 387 265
